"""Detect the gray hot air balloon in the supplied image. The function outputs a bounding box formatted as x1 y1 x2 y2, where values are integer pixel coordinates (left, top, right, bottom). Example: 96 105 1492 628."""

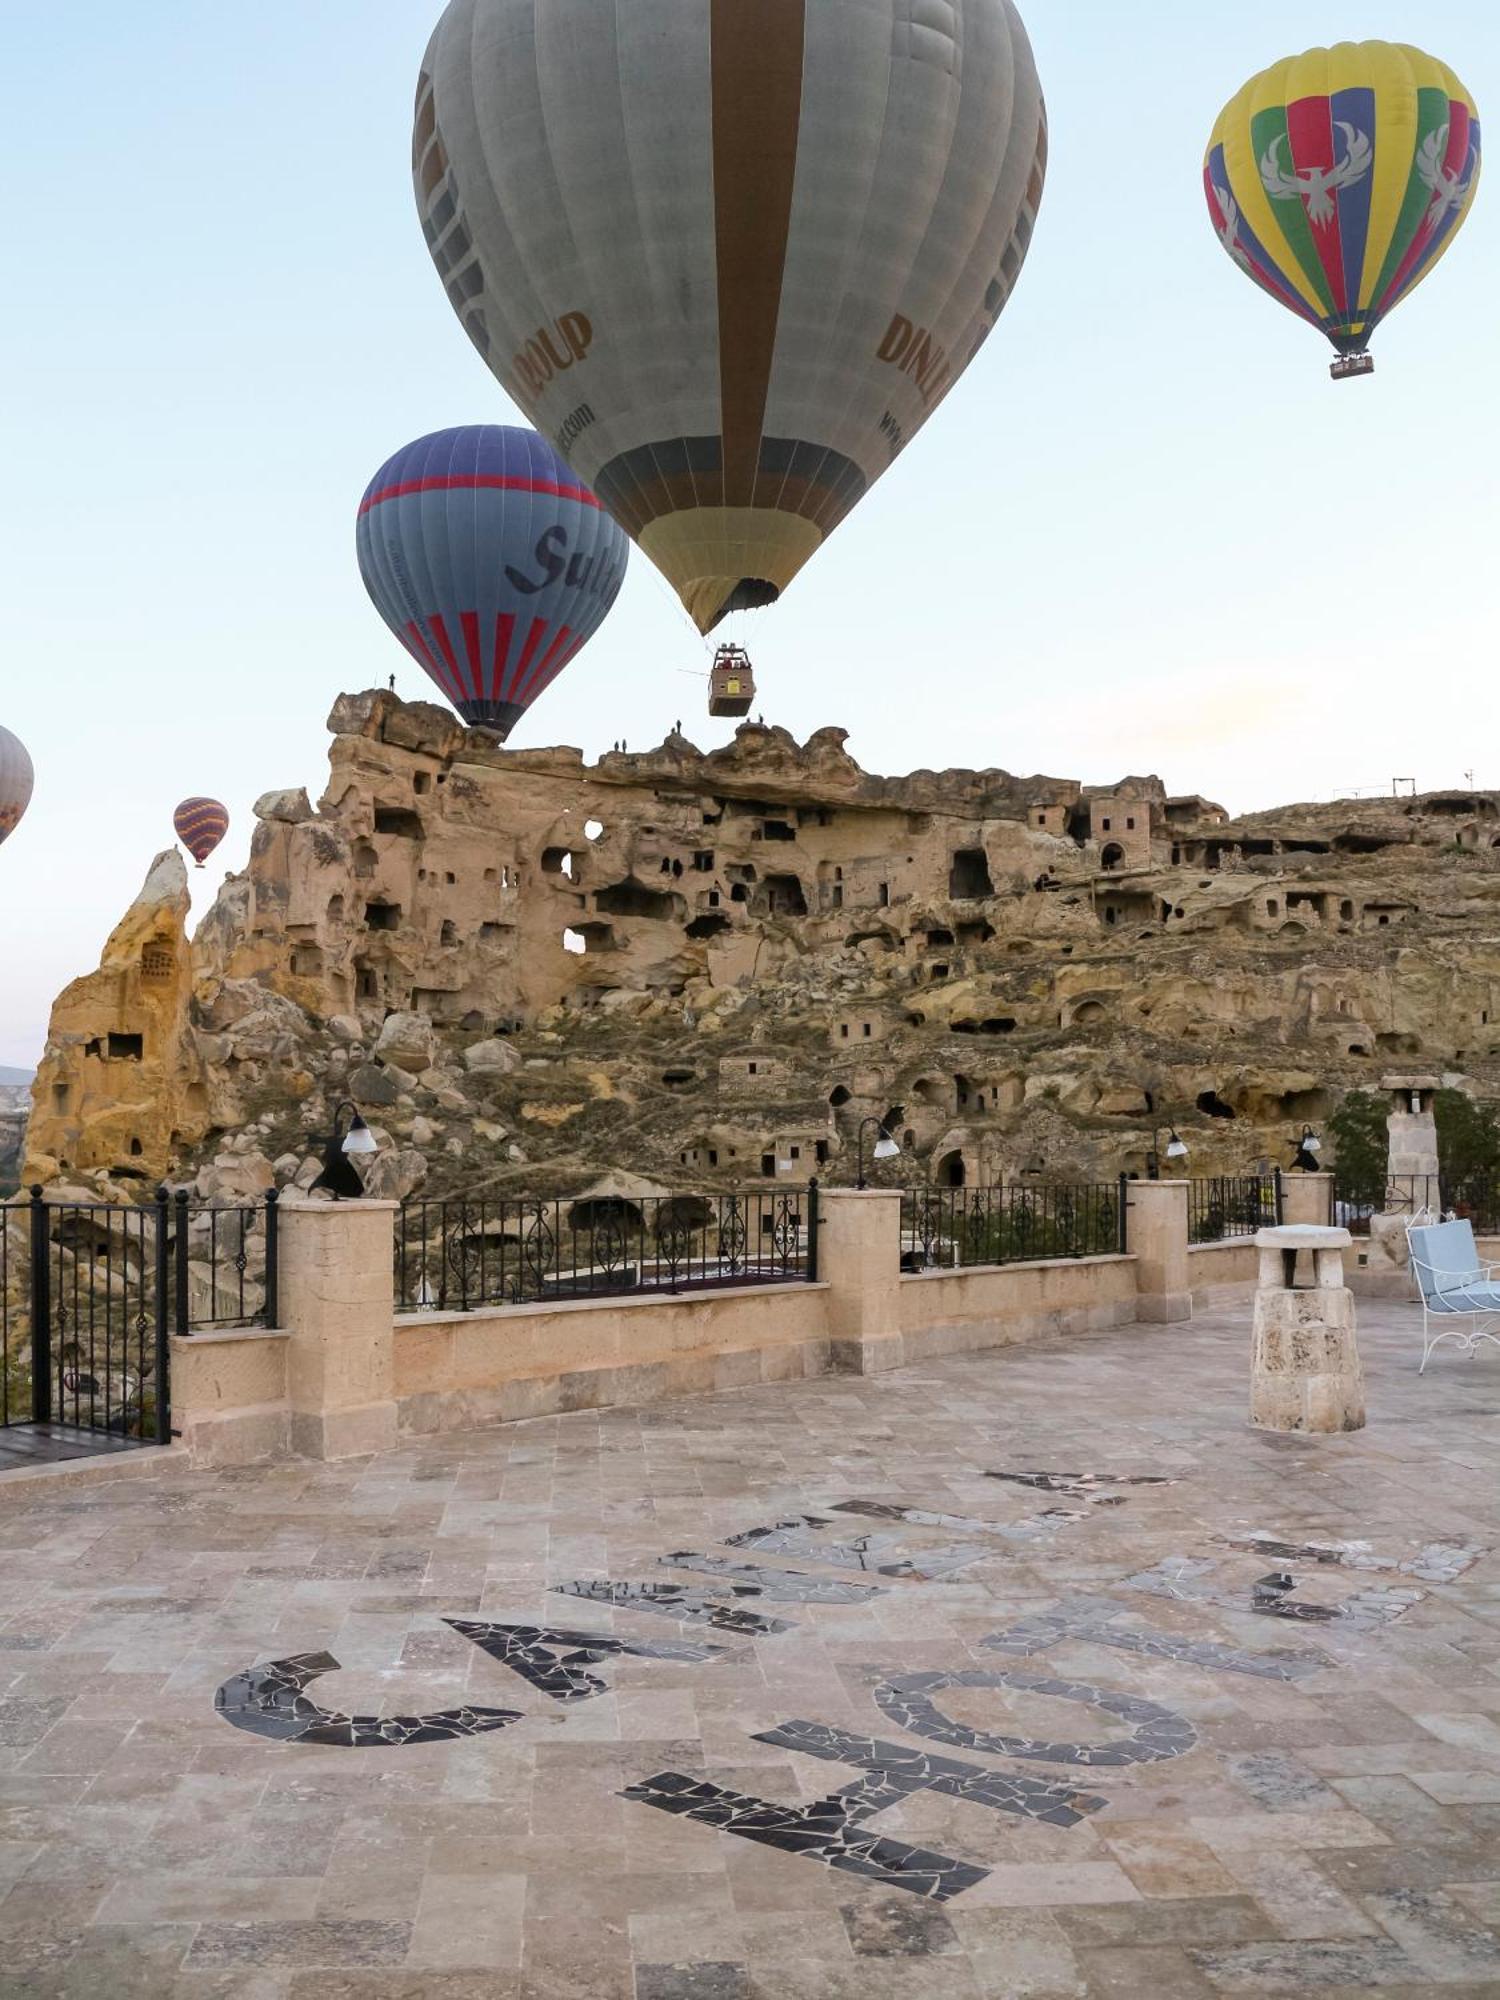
0 726 33 847
414 0 1046 633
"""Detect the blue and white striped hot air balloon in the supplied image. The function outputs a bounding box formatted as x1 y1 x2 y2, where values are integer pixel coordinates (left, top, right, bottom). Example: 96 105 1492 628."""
356 425 629 739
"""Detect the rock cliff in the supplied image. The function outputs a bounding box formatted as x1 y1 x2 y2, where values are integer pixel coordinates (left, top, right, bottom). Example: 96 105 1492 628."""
22 692 1500 1202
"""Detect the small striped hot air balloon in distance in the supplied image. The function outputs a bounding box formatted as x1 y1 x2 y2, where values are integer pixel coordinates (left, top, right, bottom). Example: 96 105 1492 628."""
1206 42 1482 380
356 425 629 739
173 798 230 869
0 725 34 847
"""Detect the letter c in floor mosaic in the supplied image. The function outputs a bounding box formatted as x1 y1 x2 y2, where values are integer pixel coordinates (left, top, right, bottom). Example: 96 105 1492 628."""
214 1650 523 1747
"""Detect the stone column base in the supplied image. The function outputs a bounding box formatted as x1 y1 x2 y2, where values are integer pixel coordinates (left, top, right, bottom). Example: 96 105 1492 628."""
291 1401 400 1461
1251 1289 1365 1434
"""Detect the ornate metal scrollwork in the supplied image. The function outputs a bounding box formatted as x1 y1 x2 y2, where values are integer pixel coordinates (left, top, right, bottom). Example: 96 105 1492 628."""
654 1208 696 1286
587 1213 629 1291
771 1195 802 1273
719 1196 747 1276
444 1204 487 1306
521 1203 558 1301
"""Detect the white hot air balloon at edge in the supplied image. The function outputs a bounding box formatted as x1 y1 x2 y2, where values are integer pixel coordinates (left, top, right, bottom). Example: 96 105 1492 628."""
0 726 34 847
414 0 1047 633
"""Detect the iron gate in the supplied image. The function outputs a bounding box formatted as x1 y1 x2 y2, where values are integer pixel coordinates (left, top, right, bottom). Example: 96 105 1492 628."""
1 1188 278 1447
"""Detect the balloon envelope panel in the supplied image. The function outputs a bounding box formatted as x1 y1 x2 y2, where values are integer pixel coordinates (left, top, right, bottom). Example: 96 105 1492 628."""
173 798 230 867
356 425 628 737
415 0 1046 633
1206 41 1481 358
0 726 34 846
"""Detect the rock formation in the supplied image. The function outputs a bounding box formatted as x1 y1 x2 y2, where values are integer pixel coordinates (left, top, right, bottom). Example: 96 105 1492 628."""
21 691 1500 1204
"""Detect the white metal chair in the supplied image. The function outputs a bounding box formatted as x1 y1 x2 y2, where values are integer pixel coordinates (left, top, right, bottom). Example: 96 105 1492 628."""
1406 1218 1500 1374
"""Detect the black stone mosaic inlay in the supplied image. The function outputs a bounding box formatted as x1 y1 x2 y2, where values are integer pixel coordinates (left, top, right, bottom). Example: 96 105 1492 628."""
444 1619 734 1702
659 1553 884 1603
554 1580 791 1636
986 1470 1177 1498
1123 1558 1424 1630
1218 1533 1485 1583
981 1594 1333 1683
829 1499 1091 1548
724 1517 990 1580
621 1769 987 1901
755 1720 1108 1827
215 1651 522 1747
873 1668 1197 1768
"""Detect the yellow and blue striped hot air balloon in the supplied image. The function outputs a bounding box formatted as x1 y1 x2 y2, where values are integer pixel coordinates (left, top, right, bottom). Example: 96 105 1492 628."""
1205 43 1481 379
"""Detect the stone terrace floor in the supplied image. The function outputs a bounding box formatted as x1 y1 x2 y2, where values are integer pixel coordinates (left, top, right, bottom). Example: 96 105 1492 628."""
3 1300 1500 1999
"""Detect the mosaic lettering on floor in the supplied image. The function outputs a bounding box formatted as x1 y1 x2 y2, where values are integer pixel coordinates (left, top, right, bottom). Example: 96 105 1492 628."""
210 1494 1486 1906
215 1651 523 1746
552 1579 793 1635
443 1619 734 1701
1123 1555 1430 1628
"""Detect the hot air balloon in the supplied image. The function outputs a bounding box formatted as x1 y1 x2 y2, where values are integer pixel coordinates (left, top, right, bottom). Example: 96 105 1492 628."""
413 0 1046 633
174 798 229 868
356 426 629 738
1206 43 1482 380
0 726 33 847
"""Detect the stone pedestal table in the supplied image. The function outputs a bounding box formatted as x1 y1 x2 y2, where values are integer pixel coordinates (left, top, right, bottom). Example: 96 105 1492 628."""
1250 1224 1365 1434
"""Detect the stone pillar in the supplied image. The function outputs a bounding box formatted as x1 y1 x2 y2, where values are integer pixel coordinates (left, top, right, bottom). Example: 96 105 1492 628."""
818 1189 904 1374
277 1197 399 1460
1281 1172 1334 1229
1125 1180 1191 1324
1250 1225 1364 1434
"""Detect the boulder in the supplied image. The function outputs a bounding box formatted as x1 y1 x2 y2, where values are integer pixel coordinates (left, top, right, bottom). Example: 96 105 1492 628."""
375 1012 436 1075
253 787 313 824
463 1037 521 1076
196 1151 275 1203
349 1063 401 1108
362 1147 428 1202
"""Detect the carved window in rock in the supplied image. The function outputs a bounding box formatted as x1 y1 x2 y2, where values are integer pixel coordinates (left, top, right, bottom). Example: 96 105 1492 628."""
140 947 174 983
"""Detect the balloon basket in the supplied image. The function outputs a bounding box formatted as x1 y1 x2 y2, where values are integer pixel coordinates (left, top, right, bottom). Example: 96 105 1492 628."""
1330 354 1375 382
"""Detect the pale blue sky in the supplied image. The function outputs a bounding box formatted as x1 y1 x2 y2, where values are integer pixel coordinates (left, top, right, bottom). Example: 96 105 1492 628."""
2 1 1497 1068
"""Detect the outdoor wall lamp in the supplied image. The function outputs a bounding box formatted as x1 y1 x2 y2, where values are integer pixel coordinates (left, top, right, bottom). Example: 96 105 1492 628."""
1291 1126 1323 1172
856 1115 902 1190
311 1100 378 1199
1146 1127 1189 1181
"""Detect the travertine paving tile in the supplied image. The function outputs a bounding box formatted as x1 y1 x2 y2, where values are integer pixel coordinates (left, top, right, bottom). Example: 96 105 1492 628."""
0 1297 1498 1994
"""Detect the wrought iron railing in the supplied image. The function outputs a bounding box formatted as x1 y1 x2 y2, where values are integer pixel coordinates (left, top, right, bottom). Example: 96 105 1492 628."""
395 1187 818 1313
164 1189 279 1333
1334 1173 1500 1237
0 1188 281 1444
900 1182 1125 1272
1187 1174 1280 1245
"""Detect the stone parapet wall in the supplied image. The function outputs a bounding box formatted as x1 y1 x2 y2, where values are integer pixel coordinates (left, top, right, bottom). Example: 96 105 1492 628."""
158 1182 1363 1470
1188 1240 1259 1308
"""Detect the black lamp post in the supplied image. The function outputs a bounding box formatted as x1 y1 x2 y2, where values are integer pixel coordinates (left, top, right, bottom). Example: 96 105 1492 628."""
311 1100 378 1199
856 1115 903 1190
1290 1126 1323 1173
1145 1126 1189 1181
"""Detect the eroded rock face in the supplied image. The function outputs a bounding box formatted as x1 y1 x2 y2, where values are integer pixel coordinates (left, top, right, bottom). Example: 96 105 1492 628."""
23 695 1500 1199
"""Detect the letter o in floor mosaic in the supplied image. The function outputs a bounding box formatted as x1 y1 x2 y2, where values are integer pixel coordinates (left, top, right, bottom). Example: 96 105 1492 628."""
873 1668 1197 1768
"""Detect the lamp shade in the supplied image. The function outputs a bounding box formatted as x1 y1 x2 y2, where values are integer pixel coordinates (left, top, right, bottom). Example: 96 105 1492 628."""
873 1135 902 1161
342 1114 378 1158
